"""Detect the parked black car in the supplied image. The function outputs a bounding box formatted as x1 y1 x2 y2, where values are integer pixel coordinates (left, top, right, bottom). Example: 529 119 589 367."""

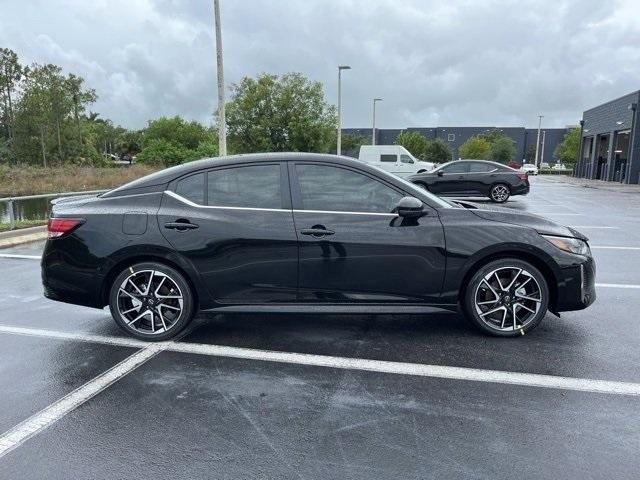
409 160 530 203
42 153 594 340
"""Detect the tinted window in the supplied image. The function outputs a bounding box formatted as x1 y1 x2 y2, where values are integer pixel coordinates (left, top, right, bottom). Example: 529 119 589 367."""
296 164 403 213
380 154 397 163
400 154 414 164
442 162 469 174
207 164 281 209
175 173 205 204
468 162 495 173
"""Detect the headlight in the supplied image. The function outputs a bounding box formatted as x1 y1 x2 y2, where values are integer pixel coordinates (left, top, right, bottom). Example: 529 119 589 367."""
542 235 590 256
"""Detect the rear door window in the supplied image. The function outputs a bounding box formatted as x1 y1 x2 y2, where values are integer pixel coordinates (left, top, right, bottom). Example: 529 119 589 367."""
207 164 282 209
468 162 496 173
442 162 470 174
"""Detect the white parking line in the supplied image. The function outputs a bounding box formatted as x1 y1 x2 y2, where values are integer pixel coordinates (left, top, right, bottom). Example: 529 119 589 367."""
591 246 640 251
0 253 41 260
0 345 162 458
596 283 640 289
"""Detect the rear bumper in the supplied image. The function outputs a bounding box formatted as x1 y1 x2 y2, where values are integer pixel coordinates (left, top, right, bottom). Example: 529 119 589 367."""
555 256 596 312
511 183 530 196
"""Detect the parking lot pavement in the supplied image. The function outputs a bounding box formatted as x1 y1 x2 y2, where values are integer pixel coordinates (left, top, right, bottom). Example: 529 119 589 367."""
0 175 639 478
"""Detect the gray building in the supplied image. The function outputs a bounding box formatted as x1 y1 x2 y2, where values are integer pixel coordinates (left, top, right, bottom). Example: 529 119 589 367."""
575 90 640 184
342 126 568 164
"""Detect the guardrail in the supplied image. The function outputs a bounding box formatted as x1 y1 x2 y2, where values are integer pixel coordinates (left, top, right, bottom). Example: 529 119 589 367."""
0 189 108 230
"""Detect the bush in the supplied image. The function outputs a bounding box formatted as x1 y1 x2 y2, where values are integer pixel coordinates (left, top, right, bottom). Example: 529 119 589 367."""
136 139 191 167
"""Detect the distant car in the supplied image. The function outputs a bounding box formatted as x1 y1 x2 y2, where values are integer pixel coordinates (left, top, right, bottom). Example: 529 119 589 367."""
408 160 529 203
507 160 521 170
540 162 550 169
103 153 118 161
552 163 567 170
521 163 539 175
358 145 434 177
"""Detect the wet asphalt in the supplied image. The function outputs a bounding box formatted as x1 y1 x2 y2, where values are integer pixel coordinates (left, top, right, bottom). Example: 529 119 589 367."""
0 176 639 479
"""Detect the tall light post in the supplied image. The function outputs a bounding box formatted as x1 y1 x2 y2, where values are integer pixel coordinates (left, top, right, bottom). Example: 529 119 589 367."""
372 98 382 145
541 130 546 165
534 115 543 167
214 0 226 155
336 65 351 155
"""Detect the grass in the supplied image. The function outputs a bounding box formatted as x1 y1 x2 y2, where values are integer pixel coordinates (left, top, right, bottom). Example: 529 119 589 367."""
0 164 159 197
0 219 47 232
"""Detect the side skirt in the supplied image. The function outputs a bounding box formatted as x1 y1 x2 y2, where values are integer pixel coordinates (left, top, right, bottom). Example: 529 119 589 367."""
202 304 459 315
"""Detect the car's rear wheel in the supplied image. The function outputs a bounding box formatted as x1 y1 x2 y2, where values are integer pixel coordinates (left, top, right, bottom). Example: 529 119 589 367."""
109 262 195 341
463 258 549 337
489 183 510 203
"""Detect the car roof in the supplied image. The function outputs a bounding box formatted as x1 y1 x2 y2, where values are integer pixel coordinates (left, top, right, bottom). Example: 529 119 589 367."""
102 153 372 197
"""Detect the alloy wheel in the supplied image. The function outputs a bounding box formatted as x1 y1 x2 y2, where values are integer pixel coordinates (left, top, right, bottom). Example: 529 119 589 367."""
117 269 184 335
491 185 509 202
473 266 542 332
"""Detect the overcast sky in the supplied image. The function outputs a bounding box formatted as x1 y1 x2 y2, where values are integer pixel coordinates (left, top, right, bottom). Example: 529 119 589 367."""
1 0 639 130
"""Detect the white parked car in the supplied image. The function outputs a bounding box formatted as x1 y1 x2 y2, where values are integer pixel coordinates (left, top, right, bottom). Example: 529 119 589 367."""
358 145 434 177
552 163 567 170
521 163 539 175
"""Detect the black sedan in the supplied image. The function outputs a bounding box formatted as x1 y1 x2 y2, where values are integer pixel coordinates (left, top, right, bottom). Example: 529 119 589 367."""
42 153 595 340
409 160 530 203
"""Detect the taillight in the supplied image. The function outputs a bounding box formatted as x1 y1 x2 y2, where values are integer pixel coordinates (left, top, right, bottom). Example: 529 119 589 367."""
517 172 528 181
47 218 85 238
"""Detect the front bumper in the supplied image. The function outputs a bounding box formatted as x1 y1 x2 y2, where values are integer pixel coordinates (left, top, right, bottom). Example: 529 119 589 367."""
555 256 596 312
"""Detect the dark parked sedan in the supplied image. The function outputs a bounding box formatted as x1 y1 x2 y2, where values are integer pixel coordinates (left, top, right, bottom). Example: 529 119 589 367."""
409 160 530 203
42 153 594 340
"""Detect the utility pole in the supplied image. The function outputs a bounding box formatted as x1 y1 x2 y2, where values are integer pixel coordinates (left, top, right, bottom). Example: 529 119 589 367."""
534 115 543 167
214 0 226 155
372 98 382 145
541 130 546 165
336 65 351 155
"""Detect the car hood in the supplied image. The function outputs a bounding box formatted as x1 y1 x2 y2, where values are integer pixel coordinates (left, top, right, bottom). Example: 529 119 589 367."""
451 200 588 240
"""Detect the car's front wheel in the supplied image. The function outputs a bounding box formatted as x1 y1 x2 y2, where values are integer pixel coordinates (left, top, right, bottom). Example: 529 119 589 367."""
489 183 510 203
463 258 549 337
109 262 196 341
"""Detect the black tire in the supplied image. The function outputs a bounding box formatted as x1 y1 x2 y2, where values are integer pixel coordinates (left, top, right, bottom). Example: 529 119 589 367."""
463 258 549 337
489 183 510 203
109 261 196 341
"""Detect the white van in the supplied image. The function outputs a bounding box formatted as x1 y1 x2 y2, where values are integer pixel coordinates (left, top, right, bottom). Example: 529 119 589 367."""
357 145 435 177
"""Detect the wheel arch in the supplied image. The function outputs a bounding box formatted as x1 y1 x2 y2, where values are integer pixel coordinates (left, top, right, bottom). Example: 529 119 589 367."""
458 248 559 312
100 253 203 310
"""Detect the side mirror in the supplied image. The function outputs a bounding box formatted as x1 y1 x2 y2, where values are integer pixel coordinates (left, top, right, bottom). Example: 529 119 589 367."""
394 196 425 218
437 170 444 177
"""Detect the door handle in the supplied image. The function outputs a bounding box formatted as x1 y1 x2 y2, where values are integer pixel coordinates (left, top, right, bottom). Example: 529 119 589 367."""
301 228 335 237
164 221 199 230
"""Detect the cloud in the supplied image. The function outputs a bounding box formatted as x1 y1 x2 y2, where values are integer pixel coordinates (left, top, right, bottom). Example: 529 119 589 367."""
1 0 639 129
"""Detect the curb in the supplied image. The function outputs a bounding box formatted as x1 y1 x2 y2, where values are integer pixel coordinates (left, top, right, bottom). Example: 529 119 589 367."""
0 226 47 249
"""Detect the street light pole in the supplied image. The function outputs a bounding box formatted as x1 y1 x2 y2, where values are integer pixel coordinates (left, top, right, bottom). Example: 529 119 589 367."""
336 65 351 155
534 115 543 167
541 130 546 165
214 0 226 156
372 98 382 145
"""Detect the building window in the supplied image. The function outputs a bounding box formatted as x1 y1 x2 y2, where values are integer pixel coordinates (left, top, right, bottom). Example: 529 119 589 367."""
447 133 455 142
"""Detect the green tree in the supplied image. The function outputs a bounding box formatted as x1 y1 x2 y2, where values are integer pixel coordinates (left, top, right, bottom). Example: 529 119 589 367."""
339 133 370 156
424 138 452 164
459 136 491 160
395 131 429 160
554 128 580 167
480 129 516 163
225 72 336 153
525 144 536 163
0 48 24 143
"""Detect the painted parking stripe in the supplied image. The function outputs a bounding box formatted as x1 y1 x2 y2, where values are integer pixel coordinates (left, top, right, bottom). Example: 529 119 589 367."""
0 253 41 260
0 345 162 458
596 283 640 289
1 325 640 399
591 246 640 251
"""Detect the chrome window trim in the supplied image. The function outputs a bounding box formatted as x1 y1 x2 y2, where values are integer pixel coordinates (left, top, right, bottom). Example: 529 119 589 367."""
164 190 289 212
165 191 399 216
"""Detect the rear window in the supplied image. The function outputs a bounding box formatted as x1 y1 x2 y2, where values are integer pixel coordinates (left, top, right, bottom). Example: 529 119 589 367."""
175 173 205 204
